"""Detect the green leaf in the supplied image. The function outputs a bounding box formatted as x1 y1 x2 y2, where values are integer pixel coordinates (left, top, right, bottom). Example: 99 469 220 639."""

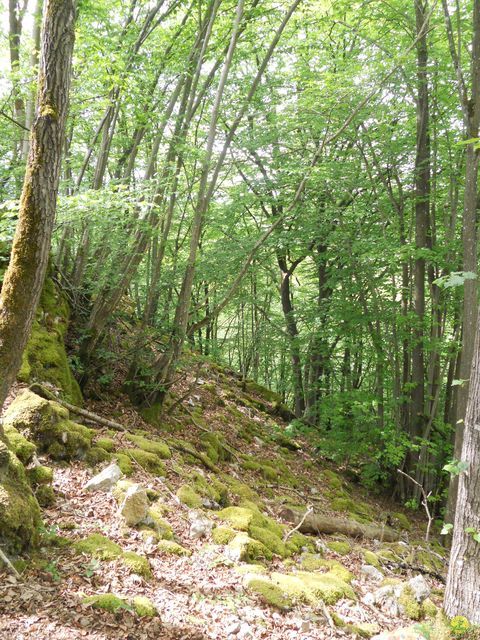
433 271 477 289
440 523 453 535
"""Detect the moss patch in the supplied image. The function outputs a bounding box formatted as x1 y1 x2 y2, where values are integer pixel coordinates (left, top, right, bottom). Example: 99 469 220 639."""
132 596 158 617
147 503 174 540
176 484 202 508
218 506 254 531
86 446 112 466
82 593 129 613
228 532 272 562
115 453 134 476
119 449 166 476
212 526 236 545
3 424 36 464
125 434 171 459
399 585 422 620
18 280 82 405
157 540 191 556
96 437 116 452
74 533 122 561
27 465 53 485
327 540 351 556
244 576 293 610
330 497 373 523
121 551 152 578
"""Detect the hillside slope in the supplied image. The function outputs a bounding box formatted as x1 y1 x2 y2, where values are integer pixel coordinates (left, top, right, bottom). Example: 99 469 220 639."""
0 285 453 640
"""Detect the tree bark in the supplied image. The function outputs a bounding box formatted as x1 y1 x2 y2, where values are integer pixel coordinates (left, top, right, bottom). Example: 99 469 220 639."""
444 308 480 623
0 0 76 410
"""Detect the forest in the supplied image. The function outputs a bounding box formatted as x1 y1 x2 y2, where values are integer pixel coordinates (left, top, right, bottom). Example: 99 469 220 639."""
0 0 480 638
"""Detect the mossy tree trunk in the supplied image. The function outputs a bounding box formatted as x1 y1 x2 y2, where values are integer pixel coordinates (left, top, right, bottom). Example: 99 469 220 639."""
0 0 77 410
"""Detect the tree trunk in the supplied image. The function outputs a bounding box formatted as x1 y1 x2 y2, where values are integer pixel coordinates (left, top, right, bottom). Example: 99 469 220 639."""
0 0 76 410
444 308 480 623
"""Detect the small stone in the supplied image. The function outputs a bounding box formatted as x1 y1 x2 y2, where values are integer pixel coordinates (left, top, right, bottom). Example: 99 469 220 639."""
83 463 122 492
360 564 384 582
119 484 149 526
407 574 430 602
226 621 241 635
188 511 213 539
298 619 311 633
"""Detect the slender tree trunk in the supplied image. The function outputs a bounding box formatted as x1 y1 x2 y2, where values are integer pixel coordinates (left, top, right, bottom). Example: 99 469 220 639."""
0 0 76 410
444 308 480 623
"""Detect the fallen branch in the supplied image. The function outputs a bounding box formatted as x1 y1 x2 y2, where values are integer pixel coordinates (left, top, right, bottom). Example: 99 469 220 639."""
280 507 400 542
382 560 446 583
29 384 127 432
283 505 314 542
0 548 21 579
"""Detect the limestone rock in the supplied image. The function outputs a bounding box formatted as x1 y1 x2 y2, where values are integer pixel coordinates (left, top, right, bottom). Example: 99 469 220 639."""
364 584 403 617
84 463 122 492
119 483 149 526
407 574 430 602
360 563 384 582
188 511 213 539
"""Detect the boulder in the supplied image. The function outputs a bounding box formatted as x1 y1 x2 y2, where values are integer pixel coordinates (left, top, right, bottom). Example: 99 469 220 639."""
407 574 430 602
118 484 149 526
84 463 122 492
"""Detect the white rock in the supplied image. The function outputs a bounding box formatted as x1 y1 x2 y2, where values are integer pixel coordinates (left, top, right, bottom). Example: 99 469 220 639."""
360 564 384 582
83 462 122 492
225 622 241 635
237 623 254 640
368 584 403 616
188 511 213 539
408 574 430 602
119 484 149 525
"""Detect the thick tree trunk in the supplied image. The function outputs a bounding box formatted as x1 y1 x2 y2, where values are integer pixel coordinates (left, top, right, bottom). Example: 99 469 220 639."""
0 0 76 410
444 309 480 623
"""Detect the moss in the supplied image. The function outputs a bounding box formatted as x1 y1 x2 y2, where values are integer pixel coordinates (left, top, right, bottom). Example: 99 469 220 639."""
242 457 281 482
200 432 231 463
286 531 316 554
176 484 202 508
115 453 134 476
244 576 293 610
82 593 129 613
27 465 53 485
244 380 281 403
121 551 152 578
132 596 158 617
327 540 351 556
140 404 164 427
74 533 122 560
399 585 423 620
362 549 381 568
299 553 325 571
0 446 42 551
157 539 191 556
222 475 259 504
322 469 343 490
3 424 36 464
3 390 92 461
249 525 289 558
86 446 112 466
96 437 116 452
345 623 380 638
35 484 55 506
411 548 445 573
218 506 254 531
422 598 438 618
265 570 355 606
112 480 135 503
188 471 229 506
392 512 412 531
228 532 272 562
212 526 237 545
234 563 268 575
119 449 166 476
330 497 373 523
125 434 171 459
18 281 82 405
147 503 174 540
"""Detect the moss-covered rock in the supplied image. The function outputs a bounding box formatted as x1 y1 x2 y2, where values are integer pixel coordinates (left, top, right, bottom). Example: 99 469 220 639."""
18 280 82 405
82 593 129 613
218 506 254 531
362 549 381 568
86 446 112 466
244 575 293 610
227 532 272 562
299 553 325 571
119 449 166 476
96 437 116 452
321 469 343 490
125 434 171 459
3 390 93 461
176 484 202 508
27 465 53 485
399 585 423 620
157 539 191 556
132 596 158 617
327 540 352 556
74 533 122 560
3 424 36 464
0 443 42 551
146 503 174 540
35 484 55 507
200 432 231 464
249 525 289 558
212 526 237 545
392 512 412 531
121 551 152 578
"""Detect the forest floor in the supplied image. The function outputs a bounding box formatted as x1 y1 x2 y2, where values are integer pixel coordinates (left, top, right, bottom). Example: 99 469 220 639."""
0 359 448 640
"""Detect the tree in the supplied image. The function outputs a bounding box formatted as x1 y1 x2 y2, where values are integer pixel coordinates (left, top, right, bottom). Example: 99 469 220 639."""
0 0 77 409
444 306 480 622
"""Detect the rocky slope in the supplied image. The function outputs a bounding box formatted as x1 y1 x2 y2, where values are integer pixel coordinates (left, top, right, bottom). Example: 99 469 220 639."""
0 281 465 640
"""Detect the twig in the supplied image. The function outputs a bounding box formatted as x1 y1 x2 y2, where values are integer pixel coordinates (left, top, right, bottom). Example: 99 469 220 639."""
283 505 313 542
397 469 433 542
0 548 21 579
